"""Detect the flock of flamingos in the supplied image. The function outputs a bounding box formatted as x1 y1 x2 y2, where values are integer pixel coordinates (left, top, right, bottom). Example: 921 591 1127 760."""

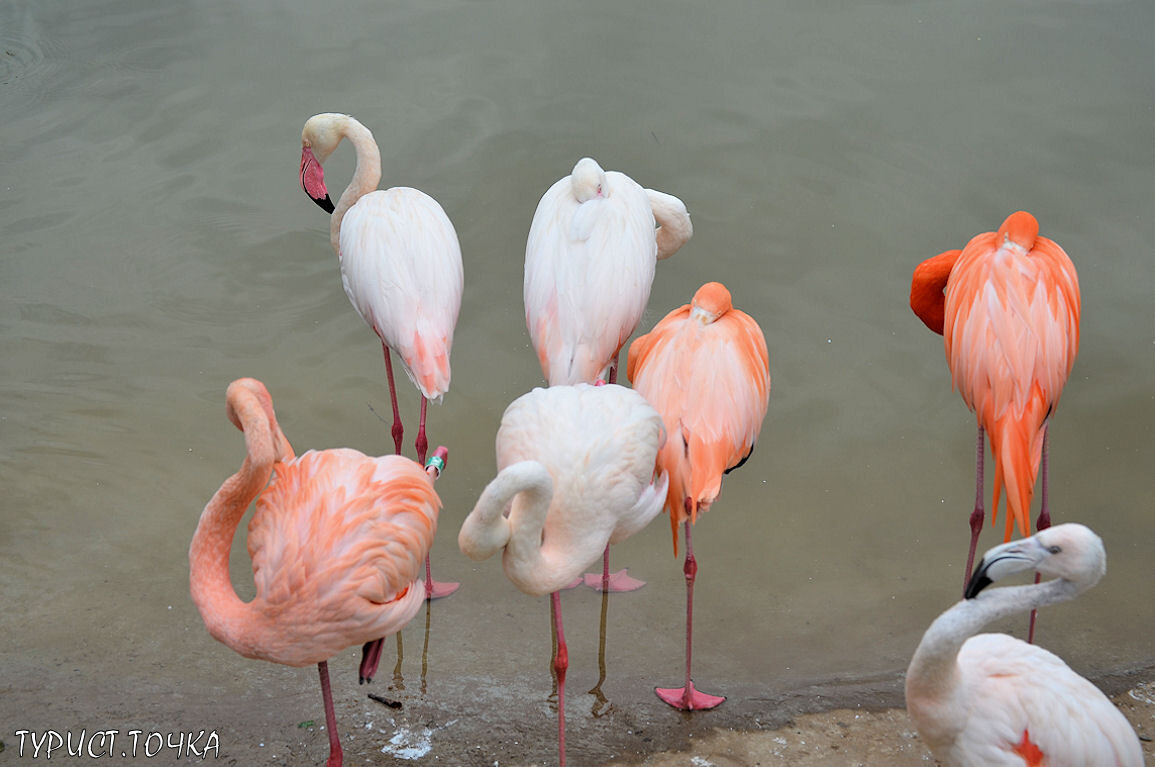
187 113 1144 766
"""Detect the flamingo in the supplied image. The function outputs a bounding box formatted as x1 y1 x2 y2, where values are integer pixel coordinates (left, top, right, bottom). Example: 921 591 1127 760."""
627 281 770 710
457 383 668 767
524 155 691 593
189 378 446 767
905 523 1143 766
910 211 1081 607
299 112 462 619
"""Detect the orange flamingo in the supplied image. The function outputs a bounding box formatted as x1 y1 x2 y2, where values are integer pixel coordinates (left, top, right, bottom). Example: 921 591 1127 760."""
910 211 1081 608
627 282 770 710
189 378 445 767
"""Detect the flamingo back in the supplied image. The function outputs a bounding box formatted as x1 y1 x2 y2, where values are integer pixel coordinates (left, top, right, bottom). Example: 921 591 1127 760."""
244 449 440 665
339 187 464 401
944 214 1080 539
494 384 666 592
927 634 1143 766
524 167 659 385
628 283 770 550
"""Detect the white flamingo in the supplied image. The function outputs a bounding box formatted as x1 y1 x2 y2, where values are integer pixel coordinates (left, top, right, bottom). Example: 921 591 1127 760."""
523 155 691 592
905 523 1142 766
298 112 464 679
458 383 668 767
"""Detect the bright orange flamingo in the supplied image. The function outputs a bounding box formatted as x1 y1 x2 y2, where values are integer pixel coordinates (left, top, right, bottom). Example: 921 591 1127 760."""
300 112 462 610
189 378 445 767
910 211 1081 619
627 282 770 710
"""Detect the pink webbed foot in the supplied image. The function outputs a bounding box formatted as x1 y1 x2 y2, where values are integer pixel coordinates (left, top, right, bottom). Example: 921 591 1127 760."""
582 568 646 592
424 579 461 600
655 681 725 711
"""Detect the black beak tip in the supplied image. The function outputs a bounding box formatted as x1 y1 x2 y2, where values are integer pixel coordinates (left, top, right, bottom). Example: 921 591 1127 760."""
310 194 335 214
964 562 993 599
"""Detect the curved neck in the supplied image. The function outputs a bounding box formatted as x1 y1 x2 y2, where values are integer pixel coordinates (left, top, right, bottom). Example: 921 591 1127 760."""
188 393 278 653
909 250 960 335
461 461 592 595
646 189 692 260
907 577 1079 700
330 117 382 255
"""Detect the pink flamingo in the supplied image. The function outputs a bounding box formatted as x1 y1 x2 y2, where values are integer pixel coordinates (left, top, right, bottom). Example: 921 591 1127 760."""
524 156 691 592
299 112 462 611
457 383 668 767
910 211 1080 634
627 282 770 710
189 378 445 767
906 523 1142 766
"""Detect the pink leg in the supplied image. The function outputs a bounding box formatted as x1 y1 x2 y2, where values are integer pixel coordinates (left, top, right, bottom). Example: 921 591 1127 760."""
419 401 459 600
382 345 403 456
1028 426 1051 644
552 591 569 767
656 516 725 710
582 545 646 592
317 661 343 767
358 639 384 684
963 426 986 595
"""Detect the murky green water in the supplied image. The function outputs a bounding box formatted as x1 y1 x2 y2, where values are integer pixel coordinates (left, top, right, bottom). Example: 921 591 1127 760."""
3 0 1152 764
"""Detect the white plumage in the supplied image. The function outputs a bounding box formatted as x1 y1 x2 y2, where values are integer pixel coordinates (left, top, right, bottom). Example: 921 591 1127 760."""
523 157 691 385
905 524 1142 767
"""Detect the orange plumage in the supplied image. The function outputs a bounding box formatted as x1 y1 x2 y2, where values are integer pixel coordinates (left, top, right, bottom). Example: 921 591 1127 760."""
627 281 770 552
911 211 1080 541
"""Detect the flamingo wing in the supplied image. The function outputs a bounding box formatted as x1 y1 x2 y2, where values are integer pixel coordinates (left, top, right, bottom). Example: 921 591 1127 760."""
246 450 439 661
628 289 770 547
339 188 464 401
948 634 1143 767
944 224 1080 538
525 171 657 385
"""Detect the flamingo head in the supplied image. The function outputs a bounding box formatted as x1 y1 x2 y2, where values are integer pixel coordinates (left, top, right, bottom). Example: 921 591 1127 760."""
571 157 607 203
964 523 1106 599
689 281 733 325
300 113 347 213
998 210 1040 252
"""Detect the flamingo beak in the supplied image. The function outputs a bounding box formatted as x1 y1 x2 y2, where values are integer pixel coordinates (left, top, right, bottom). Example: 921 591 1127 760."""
300 147 334 214
964 537 1043 599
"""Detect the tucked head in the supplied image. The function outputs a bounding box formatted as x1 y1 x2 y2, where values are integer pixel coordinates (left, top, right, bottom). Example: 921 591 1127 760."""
997 210 1040 251
689 282 733 324
965 523 1106 599
571 157 607 203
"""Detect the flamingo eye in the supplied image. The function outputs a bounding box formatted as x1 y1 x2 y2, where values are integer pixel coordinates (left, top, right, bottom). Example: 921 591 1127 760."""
1047 545 1062 554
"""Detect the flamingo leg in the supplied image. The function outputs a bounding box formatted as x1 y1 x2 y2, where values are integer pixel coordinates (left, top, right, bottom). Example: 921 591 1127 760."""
358 639 384 684
1028 426 1051 644
317 661 343 767
656 517 725 710
963 426 986 595
420 397 459 600
552 591 569 767
582 351 647 593
382 345 404 456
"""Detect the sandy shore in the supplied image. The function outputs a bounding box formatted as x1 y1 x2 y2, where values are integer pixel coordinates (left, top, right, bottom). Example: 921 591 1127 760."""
597 681 1155 767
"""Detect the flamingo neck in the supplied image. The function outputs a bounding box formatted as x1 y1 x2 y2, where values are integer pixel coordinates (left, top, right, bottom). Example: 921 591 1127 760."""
188 395 280 657
461 461 590 595
647 189 693 261
910 250 960 335
906 577 1078 700
330 117 382 256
